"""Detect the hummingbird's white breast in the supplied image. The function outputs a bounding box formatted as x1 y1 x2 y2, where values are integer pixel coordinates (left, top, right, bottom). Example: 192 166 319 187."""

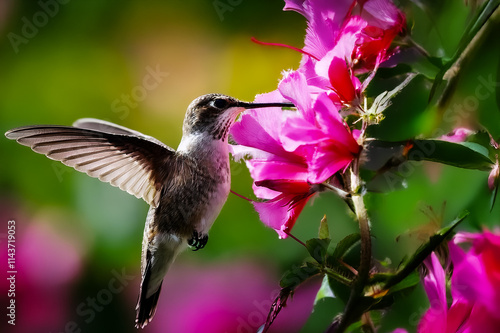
177 132 231 234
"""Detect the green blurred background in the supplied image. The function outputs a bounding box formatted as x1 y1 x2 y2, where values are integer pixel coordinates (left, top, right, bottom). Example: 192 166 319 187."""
0 1 499 332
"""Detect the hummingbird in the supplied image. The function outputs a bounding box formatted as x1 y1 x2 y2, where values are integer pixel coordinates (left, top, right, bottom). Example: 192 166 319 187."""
5 93 294 328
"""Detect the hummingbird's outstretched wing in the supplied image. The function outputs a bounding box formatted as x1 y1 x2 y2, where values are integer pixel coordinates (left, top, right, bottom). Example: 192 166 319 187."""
5 123 175 207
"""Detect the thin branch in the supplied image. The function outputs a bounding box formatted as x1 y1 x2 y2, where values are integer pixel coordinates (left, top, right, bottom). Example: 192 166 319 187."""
284 230 307 248
335 158 373 332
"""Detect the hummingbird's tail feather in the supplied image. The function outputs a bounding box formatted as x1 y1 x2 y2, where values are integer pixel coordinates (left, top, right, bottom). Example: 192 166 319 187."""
135 234 186 328
135 256 162 329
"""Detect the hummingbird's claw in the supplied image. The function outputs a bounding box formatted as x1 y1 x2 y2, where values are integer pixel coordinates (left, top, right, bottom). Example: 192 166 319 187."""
188 231 208 251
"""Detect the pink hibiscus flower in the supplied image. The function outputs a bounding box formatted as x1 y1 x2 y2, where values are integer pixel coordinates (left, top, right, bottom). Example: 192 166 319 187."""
231 91 319 238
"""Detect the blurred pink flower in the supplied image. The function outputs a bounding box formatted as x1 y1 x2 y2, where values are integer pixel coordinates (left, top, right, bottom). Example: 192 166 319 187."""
399 230 500 333
144 260 319 333
440 128 474 143
0 202 86 333
417 252 451 333
450 230 500 322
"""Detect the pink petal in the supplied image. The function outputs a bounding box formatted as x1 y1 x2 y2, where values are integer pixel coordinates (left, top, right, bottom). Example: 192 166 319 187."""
313 93 353 144
300 56 331 92
251 181 279 200
280 114 325 152
446 299 472 333
231 109 283 153
465 303 500 333
283 0 309 19
308 145 354 183
279 70 315 122
334 16 367 62
478 231 500 316
230 144 273 162
361 0 405 30
417 253 447 333
439 128 474 143
284 0 354 58
328 57 357 103
449 242 495 312
247 159 309 185
255 179 312 195
253 193 311 239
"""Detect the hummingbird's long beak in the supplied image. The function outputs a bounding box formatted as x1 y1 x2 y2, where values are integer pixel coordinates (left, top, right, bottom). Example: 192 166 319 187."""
237 101 295 109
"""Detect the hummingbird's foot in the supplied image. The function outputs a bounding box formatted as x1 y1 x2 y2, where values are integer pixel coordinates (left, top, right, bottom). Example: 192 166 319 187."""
188 231 208 251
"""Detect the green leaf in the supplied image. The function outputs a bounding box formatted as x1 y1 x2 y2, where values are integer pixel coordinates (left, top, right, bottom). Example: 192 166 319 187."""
460 142 491 158
344 311 383 332
429 0 500 103
280 262 321 290
318 215 330 240
469 131 500 160
456 0 500 60
383 211 469 290
301 297 345 333
306 238 331 265
366 75 430 141
324 273 352 305
369 272 421 311
314 275 336 305
409 139 494 170
326 233 361 268
367 73 417 117
386 271 420 295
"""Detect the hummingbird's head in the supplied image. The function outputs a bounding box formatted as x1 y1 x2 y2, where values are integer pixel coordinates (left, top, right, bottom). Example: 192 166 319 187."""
183 93 294 141
183 94 241 140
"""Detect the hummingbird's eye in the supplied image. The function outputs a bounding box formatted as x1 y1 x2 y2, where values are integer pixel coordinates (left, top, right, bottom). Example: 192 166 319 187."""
210 98 228 109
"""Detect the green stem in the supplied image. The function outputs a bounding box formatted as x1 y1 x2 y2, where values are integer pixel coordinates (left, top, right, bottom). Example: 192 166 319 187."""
335 159 372 332
350 160 371 287
437 4 500 109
